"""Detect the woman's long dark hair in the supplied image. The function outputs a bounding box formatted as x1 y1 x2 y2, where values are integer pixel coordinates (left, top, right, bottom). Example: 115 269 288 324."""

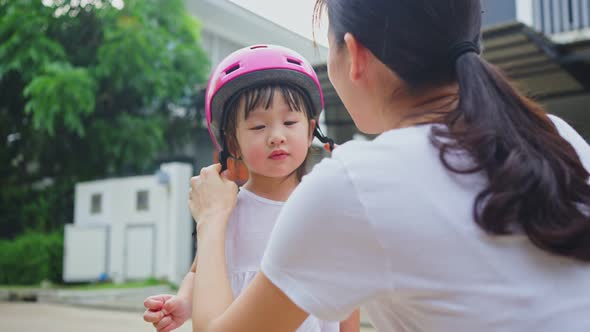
315 0 590 261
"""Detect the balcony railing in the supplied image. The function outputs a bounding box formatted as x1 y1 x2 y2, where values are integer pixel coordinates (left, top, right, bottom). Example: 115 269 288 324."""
531 0 590 35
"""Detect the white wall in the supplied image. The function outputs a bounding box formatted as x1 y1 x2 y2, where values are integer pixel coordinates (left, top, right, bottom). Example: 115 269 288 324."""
201 29 244 72
161 163 194 285
74 180 114 226
67 163 193 284
188 0 328 67
63 224 109 282
110 177 164 283
516 0 534 26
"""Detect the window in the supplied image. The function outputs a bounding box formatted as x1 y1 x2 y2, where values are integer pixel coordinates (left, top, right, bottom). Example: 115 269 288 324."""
90 193 102 214
136 190 149 211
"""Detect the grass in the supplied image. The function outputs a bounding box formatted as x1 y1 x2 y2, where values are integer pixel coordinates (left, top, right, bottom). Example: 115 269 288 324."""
66 279 167 290
0 285 37 290
0 278 177 291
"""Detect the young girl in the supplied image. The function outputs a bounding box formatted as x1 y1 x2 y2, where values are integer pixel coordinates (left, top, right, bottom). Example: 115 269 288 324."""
143 45 359 332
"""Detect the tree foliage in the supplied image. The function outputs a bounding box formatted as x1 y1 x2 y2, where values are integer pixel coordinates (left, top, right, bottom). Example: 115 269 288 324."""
0 0 208 237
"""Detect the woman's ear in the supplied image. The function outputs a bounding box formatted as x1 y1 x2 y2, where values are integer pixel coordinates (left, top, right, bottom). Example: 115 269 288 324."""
344 32 368 82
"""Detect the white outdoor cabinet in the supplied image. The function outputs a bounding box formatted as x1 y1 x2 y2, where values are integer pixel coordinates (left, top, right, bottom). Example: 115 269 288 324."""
63 224 109 282
124 224 155 280
63 163 193 284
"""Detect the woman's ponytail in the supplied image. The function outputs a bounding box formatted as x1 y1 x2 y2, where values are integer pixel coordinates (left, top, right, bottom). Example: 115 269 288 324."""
432 53 590 261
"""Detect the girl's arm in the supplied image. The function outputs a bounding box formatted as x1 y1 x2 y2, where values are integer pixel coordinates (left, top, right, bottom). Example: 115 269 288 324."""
194 269 309 331
177 255 197 298
340 309 361 332
143 255 198 330
191 212 308 331
189 164 309 332
192 219 334 332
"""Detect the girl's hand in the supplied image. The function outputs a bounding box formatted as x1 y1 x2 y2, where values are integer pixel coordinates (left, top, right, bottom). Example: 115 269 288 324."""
143 294 191 332
188 163 238 233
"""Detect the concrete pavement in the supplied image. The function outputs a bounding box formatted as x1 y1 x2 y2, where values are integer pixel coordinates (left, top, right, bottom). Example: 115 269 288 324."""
0 302 376 332
1 302 187 332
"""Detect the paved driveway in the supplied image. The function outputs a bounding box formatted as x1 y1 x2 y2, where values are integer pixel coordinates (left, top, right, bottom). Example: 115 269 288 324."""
0 302 375 332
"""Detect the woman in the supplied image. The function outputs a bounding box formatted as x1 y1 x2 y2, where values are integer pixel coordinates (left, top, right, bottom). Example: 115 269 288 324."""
188 0 590 331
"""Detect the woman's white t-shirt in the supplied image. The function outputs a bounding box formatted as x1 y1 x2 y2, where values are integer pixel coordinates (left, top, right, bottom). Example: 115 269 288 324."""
225 187 339 332
261 115 590 331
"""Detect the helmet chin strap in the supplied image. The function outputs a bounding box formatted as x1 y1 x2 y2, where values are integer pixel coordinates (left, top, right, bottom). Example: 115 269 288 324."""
218 137 243 173
219 149 230 173
218 126 231 173
297 88 335 152
313 125 335 152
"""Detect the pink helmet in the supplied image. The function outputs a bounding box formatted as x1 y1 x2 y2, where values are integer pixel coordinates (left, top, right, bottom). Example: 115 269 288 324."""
205 44 327 153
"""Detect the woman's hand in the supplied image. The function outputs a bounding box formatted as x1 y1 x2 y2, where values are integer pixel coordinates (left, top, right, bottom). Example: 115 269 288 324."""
188 163 238 234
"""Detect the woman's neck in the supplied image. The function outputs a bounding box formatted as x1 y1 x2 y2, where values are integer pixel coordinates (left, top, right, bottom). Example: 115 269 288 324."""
381 84 460 131
243 172 299 202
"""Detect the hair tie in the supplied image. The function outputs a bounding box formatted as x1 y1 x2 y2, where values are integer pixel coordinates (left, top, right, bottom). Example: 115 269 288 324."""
449 41 480 64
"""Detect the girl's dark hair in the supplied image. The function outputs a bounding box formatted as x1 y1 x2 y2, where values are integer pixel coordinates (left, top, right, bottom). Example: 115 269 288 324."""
223 84 314 182
315 0 590 261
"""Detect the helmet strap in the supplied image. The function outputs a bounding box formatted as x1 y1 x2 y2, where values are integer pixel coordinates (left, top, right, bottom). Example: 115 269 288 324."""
313 125 335 152
219 149 230 172
219 127 231 172
292 85 336 152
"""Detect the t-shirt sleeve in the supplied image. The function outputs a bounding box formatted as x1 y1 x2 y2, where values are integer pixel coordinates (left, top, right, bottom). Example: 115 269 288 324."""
260 157 391 321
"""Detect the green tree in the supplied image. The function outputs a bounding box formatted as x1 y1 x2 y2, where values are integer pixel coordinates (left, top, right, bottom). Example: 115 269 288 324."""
0 0 208 237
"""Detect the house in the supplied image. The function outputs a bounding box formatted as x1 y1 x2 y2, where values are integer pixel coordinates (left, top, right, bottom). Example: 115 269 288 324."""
482 0 590 137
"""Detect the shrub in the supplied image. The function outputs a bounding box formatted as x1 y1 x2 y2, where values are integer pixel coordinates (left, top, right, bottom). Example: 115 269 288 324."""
0 232 63 285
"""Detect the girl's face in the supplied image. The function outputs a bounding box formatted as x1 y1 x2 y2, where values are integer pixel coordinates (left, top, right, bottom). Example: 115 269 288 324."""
234 92 315 179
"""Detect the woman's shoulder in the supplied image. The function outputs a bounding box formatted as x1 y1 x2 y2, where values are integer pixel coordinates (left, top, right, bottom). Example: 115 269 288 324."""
333 125 433 158
325 125 437 180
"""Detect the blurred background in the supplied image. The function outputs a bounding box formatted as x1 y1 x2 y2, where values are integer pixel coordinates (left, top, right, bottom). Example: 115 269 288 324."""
2 1 590 331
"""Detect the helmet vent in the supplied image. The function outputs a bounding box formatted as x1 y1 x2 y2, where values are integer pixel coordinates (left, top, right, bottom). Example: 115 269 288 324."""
250 45 267 50
287 58 302 66
224 64 240 75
